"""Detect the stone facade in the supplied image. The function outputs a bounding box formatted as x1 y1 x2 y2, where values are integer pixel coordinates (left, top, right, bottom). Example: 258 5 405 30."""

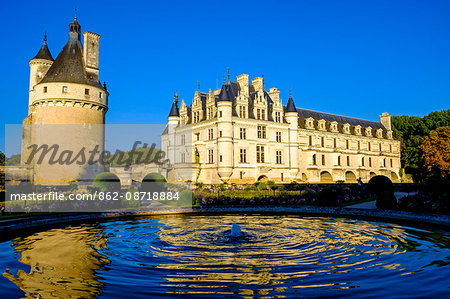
162 73 401 184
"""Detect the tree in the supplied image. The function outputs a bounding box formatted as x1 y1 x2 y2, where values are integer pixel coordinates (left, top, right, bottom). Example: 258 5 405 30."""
0 151 5 166
420 126 450 177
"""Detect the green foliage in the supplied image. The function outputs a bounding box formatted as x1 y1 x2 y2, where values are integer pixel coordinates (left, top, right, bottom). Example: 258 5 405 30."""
392 109 450 181
0 151 5 166
92 172 121 192
179 189 195 206
254 182 267 190
141 172 166 193
317 187 338 206
367 175 396 209
142 172 166 182
5 154 20 166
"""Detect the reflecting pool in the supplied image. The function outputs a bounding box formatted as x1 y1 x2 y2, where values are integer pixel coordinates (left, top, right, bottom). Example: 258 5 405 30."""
1 215 450 298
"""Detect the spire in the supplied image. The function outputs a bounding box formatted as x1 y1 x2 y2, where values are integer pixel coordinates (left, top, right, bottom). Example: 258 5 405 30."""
31 32 54 61
69 13 81 39
227 67 230 83
286 88 297 112
169 92 180 117
197 80 200 92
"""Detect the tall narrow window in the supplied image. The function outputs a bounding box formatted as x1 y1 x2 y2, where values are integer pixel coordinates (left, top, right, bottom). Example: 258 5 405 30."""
309 136 313 146
361 157 365 167
358 141 361 150
389 144 392 152
337 156 341 166
257 126 266 139
275 111 281 122
346 140 349 149
239 106 246 118
368 142 371 151
369 157 372 167
219 155 223 162
208 129 213 140
276 132 281 142
219 131 223 137
240 149 247 163
181 135 185 145
181 153 185 163
276 150 282 164
256 146 265 163
281 173 284 181
312 154 317 165
208 149 214 164
321 137 325 147
379 143 382 152
257 109 261 120
43 86 47 93
322 154 326 165
334 138 337 148
99 92 102 98
347 156 350 166
390 159 393 168
219 111 223 118
240 128 246 139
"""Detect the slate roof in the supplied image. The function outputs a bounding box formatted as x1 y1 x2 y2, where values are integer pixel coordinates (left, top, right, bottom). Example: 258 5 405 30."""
169 100 180 117
40 32 103 88
32 38 54 61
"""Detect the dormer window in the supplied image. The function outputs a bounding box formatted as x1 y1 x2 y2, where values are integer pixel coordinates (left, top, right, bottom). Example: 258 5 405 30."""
62 86 68 93
354 125 362 135
318 119 326 131
343 123 351 134
330 121 338 132
376 129 383 138
305 117 315 129
386 130 393 139
365 127 372 136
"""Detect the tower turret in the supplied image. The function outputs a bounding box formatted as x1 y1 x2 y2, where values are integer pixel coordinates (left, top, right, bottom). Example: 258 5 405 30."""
216 72 236 182
167 93 180 166
29 33 54 95
285 89 299 180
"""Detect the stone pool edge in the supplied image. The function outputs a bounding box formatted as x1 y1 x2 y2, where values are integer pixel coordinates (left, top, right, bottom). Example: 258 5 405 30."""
1 206 450 234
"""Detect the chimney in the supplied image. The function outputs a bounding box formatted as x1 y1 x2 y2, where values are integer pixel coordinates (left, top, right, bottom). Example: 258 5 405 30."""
83 31 100 82
252 77 263 91
380 112 391 130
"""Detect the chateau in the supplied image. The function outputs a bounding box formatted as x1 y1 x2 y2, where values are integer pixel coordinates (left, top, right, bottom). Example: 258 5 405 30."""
162 72 401 184
21 16 108 184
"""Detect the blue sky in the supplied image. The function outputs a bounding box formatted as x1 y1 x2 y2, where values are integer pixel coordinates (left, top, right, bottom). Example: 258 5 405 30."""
1 0 449 153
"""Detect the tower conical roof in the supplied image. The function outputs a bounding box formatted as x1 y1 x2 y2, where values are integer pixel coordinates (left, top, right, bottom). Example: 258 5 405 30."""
286 90 297 112
169 94 180 117
32 34 54 61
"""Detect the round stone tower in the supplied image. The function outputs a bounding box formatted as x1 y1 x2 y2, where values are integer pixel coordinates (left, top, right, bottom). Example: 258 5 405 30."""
22 16 109 185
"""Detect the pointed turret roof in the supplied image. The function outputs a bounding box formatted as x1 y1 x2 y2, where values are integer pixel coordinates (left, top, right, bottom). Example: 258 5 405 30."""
286 89 297 112
32 33 54 61
169 93 180 117
40 17 102 88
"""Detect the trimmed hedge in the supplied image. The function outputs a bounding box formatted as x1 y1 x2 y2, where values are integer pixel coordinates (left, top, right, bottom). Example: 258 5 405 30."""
92 172 121 192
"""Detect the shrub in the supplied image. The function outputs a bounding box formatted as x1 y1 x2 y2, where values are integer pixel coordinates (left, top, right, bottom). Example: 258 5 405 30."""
317 187 338 206
141 172 166 193
376 191 397 209
92 172 121 192
179 189 195 206
367 175 394 194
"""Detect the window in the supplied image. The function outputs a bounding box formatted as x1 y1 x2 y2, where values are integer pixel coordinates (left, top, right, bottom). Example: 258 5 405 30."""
309 136 313 146
334 138 337 148
43 86 47 93
219 155 223 162
275 111 281 122
312 154 317 165
240 171 244 180
368 142 371 151
346 140 349 149
379 143 382 152
219 131 222 137
240 149 247 163
276 131 281 142
99 92 102 98
369 157 372 167
240 128 246 139
208 149 214 164
390 159 393 168
85 88 90 95
322 154 325 165
62 86 68 93
321 137 325 147
276 150 282 164
337 156 341 166
239 106 246 118
181 153 186 163
389 144 392 152
195 133 200 141
208 128 214 140
281 173 284 181
261 109 265 120
181 135 185 145
358 141 361 150
361 157 365 167
257 125 266 139
257 109 261 120
256 145 265 163
219 111 223 118
347 156 350 166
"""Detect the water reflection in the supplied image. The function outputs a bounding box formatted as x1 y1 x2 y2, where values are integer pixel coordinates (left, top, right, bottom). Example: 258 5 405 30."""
0 215 449 298
2 224 110 298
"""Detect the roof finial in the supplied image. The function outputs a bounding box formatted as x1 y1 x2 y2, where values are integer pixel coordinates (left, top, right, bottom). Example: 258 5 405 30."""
197 80 200 92
44 32 47 43
174 91 179 104
289 87 292 98
227 67 230 83
223 71 226 84
262 74 264 90
75 7 77 20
